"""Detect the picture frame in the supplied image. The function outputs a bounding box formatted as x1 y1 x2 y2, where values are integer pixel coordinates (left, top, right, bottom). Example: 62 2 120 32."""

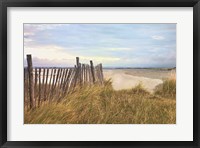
0 0 199 147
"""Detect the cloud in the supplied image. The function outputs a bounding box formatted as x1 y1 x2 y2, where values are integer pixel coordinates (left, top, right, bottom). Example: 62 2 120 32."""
80 56 120 63
24 45 75 60
24 24 67 31
24 38 34 43
24 24 176 67
104 48 132 51
151 35 165 40
24 45 121 67
23 24 68 42
24 32 35 36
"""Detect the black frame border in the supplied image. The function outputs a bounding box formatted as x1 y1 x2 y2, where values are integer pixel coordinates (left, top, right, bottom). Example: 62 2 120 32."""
0 0 200 147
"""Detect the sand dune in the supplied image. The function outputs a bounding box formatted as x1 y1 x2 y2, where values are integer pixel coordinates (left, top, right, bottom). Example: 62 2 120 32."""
103 70 163 93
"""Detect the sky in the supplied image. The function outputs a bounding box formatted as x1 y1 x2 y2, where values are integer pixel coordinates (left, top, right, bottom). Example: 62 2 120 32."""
24 24 176 68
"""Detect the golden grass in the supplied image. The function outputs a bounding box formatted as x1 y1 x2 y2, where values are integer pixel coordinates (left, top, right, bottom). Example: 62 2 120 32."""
155 71 176 98
25 77 176 124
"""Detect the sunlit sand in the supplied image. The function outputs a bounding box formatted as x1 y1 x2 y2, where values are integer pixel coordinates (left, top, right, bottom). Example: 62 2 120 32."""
103 69 174 93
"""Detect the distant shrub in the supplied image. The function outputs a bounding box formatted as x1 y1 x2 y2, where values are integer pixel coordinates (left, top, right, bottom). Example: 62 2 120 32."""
131 83 149 95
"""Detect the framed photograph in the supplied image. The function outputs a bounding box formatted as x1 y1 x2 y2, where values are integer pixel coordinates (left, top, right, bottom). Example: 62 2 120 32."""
0 0 199 147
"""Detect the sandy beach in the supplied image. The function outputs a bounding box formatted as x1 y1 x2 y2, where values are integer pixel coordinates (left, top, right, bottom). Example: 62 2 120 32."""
103 69 175 93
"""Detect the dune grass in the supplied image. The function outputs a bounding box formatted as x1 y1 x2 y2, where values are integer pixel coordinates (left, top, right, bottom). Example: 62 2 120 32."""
24 76 176 124
155 71 176 98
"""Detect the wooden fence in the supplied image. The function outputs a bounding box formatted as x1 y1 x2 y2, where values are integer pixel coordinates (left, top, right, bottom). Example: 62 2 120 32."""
24 54 104 109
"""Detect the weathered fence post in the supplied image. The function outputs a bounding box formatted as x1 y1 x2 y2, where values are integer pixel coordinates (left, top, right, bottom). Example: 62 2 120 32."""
90 60 95 83
100 63 104 84
27 54 35 109
76 57 79 66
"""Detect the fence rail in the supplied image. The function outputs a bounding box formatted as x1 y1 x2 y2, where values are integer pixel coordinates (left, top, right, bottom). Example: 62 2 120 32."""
24 55 104 109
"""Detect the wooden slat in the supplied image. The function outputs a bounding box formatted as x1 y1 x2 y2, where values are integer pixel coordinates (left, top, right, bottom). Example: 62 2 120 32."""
62 69 69 90
79 63 82 86
42 68 46 100
97 65 101 83
73 66 79 88
47 68 53 100
60 68 66 90
34 68 37 98
26 61 30 107
56 68 64 98
63 69 70 94
95 66 98 83
55 69 61 88
84 65 87 83
53 68 61 100
44 68 49 101
42 69 46 85
87 65 90 83
61 69 69 95
67 68 76 93
99 63 104 84
24 68 29 109
86 64 89 83
89 61 95 83
68 68 76 91
50 68 57 100
59 69 64 87
27 55 35 109
82 64 86 84
38 68 41 107
95 66 99 83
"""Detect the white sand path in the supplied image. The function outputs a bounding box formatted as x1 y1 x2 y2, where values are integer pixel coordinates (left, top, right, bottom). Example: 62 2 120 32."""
103 70 163 93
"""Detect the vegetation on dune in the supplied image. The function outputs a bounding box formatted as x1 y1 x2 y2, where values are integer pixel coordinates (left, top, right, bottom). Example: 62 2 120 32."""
25 76 176 124
155 72 176 98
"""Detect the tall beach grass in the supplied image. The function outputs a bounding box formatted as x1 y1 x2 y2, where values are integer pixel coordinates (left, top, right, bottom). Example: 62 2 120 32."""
25 75 176 124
